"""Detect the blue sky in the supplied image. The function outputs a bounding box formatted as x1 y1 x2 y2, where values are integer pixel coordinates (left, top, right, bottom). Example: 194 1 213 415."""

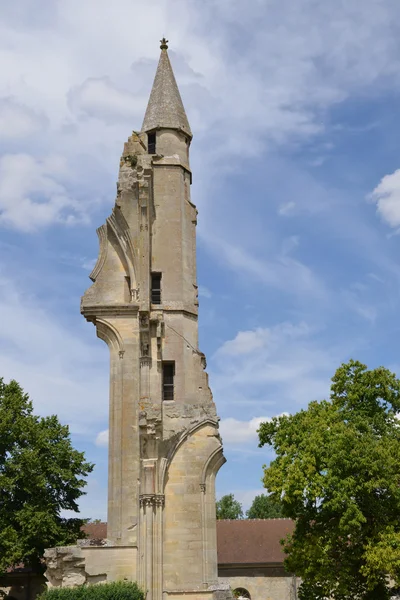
2 0 400 517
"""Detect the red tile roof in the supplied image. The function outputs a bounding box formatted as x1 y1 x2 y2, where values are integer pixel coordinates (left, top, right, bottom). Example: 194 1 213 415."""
216 519 294 565
82 522 107 540
83 519 294 565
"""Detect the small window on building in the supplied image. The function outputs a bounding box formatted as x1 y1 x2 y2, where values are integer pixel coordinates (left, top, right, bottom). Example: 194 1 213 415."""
162 362 175 400
148 132 156 154
151 273 162 304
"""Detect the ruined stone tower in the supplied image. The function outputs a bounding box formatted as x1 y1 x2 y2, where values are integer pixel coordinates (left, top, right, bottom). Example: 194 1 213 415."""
80 40 227 600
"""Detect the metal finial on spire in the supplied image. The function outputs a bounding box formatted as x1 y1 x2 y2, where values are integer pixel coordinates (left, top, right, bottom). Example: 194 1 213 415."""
160 37 169 50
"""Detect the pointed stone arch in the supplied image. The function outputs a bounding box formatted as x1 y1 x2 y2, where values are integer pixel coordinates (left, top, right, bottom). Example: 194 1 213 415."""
89 224 108 283
162 420 225 591
106 208 138 300
158 419 220 493
95 318 125 356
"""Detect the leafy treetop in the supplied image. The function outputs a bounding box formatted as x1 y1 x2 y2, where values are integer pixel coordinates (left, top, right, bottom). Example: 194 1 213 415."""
258 360 400 600
0 378 93 574
246 493 283 519
216 494 244 520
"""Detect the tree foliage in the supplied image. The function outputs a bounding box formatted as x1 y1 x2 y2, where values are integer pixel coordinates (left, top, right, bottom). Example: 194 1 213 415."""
216 494 243 520
0 378 93 574
246 493 283 519
38 581 144 600
258 360 400 600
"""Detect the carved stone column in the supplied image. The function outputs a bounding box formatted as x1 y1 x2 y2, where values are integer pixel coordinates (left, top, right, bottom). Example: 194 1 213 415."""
83 309 140 546
139 494 165 600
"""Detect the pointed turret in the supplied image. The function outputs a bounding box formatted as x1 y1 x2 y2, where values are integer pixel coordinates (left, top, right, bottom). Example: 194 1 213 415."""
141 38 192 137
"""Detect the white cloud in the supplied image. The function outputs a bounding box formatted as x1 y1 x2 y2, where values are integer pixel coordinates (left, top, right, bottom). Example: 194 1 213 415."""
340 287 378 323
218 322 310 357
0 153 89 231
0 0 400 233
201 233 326 300
211 321 343 412
219 330 267 356
220 415 287 445
95 429 109 447
0 275 109 434
369 169 400 228
82 258 97 271
0 97 47 138
198 285 212 298
278 201 296 215
231 488 266 511
68 77 144 123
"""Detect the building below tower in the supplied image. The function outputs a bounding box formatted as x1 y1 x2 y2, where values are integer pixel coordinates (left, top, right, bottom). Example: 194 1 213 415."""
1 520 299 600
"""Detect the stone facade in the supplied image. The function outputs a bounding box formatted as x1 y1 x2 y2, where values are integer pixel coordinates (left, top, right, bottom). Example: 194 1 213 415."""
44 546 137 588
4 519 298 600
44 40 228 600
219 566 298 600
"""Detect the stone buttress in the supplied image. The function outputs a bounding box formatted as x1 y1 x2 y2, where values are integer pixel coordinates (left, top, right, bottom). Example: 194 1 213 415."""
44 40 229 600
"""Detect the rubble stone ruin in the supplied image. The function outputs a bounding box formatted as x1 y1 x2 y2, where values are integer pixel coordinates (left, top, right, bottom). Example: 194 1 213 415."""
45 39 230 600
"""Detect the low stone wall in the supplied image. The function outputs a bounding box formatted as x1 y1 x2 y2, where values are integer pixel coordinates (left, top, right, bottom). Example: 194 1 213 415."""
83 546 137 583
218 566 299 600
44 545 137 588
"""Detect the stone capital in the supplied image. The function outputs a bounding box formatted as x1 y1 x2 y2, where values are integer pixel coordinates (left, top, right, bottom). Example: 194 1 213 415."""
140 494 165 508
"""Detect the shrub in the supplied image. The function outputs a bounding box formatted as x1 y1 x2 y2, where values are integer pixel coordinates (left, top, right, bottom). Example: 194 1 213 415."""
38 581 144 600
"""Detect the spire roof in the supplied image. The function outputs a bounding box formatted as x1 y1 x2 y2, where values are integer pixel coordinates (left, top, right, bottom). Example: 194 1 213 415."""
141 39 192 138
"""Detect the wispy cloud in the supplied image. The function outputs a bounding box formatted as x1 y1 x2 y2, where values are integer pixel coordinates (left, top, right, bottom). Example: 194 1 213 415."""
2 0 400 517
198 285 212 298
220 414 288 446
0 97 48 139
68 77 143 123
0 274 108 434
0 154 89 231
201 232 326 301
2 0 400 230
211 321 346 413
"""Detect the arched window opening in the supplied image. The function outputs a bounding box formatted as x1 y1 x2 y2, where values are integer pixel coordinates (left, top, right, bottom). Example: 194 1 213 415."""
233 588 251 600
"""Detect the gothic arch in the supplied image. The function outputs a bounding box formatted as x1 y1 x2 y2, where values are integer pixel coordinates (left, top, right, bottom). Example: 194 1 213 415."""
159 419 220 492
95 318 125 355
89 224 108 282
106 208 138 298
201 445 226 488
233 588 251 600
162 420 224 589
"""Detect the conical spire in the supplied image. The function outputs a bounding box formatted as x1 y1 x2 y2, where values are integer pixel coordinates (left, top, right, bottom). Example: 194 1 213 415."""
141 39 192 138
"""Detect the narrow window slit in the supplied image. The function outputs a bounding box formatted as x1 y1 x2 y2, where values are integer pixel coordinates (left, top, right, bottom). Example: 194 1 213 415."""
162 362 175 401
148 132 156 154
151 273 162 304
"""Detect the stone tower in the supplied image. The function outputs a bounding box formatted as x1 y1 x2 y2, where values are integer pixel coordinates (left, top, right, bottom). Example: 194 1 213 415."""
80 40 227 600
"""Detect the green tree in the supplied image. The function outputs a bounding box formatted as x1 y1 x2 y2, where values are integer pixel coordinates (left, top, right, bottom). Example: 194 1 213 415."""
0 378 93 574
216 494 243 520
258 360 400 600
246 493 283 519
